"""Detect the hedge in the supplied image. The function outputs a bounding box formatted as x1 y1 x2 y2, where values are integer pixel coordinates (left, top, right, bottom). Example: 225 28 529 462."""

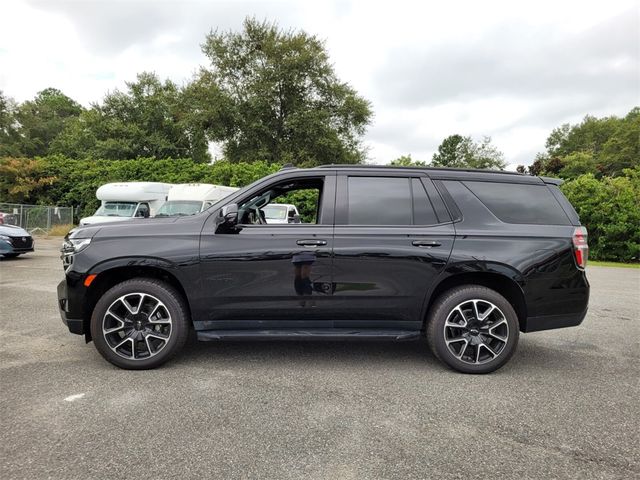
1 156 638 261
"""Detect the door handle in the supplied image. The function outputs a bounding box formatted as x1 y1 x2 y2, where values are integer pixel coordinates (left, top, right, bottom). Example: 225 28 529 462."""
297 239 327 247
412 240 441 247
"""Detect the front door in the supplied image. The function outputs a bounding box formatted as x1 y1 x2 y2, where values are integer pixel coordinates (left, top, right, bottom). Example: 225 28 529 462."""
195 173 336 331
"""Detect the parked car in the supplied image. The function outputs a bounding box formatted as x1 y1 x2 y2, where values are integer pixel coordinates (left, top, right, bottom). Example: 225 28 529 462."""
79 182 172 226
57 165 589 373
262 203 300 224
0 224 34 258
0 211 17 225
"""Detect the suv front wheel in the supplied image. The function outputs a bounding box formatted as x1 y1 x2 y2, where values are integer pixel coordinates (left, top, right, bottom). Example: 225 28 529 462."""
427 285 519 374
90 278 190 370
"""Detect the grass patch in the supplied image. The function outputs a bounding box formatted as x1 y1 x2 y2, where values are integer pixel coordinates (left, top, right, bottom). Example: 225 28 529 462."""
46 224 75 237
589 260 640 269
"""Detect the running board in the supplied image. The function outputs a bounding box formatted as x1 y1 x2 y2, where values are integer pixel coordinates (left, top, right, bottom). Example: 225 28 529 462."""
196 329 421 342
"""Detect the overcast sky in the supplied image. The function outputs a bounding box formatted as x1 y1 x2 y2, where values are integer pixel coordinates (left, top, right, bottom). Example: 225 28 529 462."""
1 0 638 168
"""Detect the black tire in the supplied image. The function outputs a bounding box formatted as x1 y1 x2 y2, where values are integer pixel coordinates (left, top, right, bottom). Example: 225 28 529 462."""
427 285 519 374
90 278 190 370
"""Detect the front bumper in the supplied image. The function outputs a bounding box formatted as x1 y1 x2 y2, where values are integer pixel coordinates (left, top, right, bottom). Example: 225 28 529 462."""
1 237 34 255
57 279 85 335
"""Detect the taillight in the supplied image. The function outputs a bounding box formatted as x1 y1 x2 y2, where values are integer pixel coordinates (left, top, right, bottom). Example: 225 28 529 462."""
572 227 588 269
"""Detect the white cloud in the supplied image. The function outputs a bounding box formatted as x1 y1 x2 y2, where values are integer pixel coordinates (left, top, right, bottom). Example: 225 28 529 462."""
1 0 638 166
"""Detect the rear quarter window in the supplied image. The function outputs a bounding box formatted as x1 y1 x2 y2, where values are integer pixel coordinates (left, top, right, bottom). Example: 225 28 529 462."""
547 184 581 225
463 181 571 225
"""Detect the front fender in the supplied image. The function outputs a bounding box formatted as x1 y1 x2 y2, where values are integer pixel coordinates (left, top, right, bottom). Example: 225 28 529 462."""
89 256 180 275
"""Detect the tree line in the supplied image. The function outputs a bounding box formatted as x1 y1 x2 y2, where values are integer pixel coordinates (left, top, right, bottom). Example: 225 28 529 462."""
0 17 637 261
525 108 639 262
0 18 371 166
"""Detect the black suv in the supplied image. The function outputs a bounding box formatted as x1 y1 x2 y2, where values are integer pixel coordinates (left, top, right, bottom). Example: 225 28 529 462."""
57 166 589 373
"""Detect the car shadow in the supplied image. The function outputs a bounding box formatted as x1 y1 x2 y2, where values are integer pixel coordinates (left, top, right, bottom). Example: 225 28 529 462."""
178 336 437 368
0 255 24 261
171 335 594 374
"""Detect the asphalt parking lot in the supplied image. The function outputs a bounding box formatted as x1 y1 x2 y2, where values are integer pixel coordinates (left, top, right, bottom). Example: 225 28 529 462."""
1 238 639 479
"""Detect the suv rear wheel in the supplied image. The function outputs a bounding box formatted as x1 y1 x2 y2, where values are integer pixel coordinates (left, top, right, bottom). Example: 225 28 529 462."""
90 278 189 370
427 285 519 374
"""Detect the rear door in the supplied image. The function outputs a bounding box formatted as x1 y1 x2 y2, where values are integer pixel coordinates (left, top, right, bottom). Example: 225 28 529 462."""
331 172 455 329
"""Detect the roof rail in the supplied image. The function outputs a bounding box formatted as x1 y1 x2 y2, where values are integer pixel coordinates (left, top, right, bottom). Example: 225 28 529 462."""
315 164 524 176
280 163 296 171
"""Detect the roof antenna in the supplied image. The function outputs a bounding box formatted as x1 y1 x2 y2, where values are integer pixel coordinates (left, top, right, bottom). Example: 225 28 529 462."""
280 163 296 170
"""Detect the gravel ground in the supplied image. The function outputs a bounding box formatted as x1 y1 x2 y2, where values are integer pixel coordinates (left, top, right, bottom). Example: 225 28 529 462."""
1 238 639 480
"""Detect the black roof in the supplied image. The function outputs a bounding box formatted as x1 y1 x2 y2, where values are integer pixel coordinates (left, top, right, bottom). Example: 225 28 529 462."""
313 164 524 176
300 164 560 185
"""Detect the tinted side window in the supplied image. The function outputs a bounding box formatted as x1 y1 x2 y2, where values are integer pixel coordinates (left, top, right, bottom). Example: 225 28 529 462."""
412 178 438 225
464 181 571 225
547 184 580 225
348 177 412 225
422 178 451 223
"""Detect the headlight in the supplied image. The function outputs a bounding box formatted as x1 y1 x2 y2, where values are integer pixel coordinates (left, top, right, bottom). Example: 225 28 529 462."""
0 234 10 243
61 238 92 254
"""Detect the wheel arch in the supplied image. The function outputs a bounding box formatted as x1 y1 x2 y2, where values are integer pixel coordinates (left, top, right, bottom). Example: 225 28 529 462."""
424 270 528 331
82 263 192 342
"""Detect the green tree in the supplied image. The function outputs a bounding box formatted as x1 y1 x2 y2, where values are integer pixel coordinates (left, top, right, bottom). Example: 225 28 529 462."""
52 72 210 162
528 153 548 176
432 135 506 170
389 154 427 167
533 108 639 178
558 152 598 178
600 107 640 175
192 17 372 166
0 91 21 156
13 88 83 157
561 167 640 261
0 157 57 203
431 134 465 167
546 116 620 159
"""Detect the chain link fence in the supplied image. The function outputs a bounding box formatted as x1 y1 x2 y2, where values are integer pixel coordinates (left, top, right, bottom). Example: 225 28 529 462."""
0 202 75 234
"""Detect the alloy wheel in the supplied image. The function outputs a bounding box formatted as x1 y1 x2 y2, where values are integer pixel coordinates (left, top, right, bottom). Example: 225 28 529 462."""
443 299 509 365
102 293 172 360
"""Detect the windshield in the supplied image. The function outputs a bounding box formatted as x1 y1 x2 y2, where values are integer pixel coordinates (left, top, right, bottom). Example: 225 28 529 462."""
94 202 138 217
263 205 288 220
156 201 203 216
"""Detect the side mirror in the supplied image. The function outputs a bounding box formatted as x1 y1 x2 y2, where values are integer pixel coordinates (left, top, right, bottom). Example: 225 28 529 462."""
218 203 239 227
